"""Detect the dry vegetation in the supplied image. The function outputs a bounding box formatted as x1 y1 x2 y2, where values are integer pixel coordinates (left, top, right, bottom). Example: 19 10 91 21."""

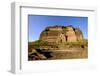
28 39 88 60
49 50 88 59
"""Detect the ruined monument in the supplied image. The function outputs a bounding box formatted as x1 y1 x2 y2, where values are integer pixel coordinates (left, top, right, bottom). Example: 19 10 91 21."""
28 25 88 60
40 25 83 43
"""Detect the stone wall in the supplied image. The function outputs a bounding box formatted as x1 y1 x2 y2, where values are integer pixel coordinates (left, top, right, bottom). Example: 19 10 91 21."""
40 25 83 43
65 27 77 42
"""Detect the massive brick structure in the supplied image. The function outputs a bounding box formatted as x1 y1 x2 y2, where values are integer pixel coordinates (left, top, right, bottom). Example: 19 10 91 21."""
40 25 83 43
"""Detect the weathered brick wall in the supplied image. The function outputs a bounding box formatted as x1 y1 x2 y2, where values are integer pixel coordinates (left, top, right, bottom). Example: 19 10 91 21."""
40 26 83 43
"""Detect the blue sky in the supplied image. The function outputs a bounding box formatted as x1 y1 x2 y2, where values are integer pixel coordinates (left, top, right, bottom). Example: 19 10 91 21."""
28 15 88 42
